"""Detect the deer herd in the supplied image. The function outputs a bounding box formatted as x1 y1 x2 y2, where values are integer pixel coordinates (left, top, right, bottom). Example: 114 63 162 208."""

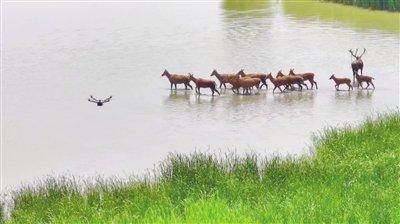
161 48 375 95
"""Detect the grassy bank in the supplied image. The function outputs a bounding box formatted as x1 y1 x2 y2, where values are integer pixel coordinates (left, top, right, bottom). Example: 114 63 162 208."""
325 0 400 12
283 0 400 32
4 112 400 223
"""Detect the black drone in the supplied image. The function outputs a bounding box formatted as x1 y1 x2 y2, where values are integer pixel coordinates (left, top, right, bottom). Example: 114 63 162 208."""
88 95 112 106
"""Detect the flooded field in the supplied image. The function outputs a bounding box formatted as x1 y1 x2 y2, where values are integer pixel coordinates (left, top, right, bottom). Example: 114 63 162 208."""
3 1 399 189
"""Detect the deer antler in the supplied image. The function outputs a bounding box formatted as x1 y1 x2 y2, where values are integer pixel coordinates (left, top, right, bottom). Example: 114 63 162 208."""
359 48 366 57
349 49 357 58
102 96 113 103
90 95 98 101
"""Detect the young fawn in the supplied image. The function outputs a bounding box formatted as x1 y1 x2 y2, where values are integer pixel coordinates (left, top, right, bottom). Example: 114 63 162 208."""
329 75 353 91
355 73 375 89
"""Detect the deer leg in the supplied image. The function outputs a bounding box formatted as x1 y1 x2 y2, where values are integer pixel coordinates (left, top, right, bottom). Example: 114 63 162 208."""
263 81 268 89
184 84 188 90
214 88 220 95
314 81 318 89
170 83 173 90
223 83 227 89
234 87 239 94
284 85 289 91
366 82 370 89
370 81 375 89
174 83 177 89
278 86 284 92
187 83 193 90
219 82 222 89
303 82 309 90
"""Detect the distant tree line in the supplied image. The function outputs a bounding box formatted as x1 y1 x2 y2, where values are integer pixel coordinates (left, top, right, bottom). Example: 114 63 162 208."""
324 0 400 11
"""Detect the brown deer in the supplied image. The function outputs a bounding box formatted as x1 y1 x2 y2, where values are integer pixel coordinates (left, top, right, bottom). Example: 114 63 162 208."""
227 76 243 94
161 69 193 90
329 75 353 91
355 73 375 89
237 69 268 89
231 74 261 95
188 73 220 96
288 69 317 89
210 69 237 89
276 70 307 91
349 48 366 83
266 73 290 93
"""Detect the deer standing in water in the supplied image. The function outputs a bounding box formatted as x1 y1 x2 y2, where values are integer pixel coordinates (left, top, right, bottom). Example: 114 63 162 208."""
161 69 193 90
231 73 261 95
349 48 366 84
355 73 375 89
210 69 236 89
189 73 220 96
276 70 307 91
266 73 291 93
237 69 268 89
329 75 353 91
288 69 317 89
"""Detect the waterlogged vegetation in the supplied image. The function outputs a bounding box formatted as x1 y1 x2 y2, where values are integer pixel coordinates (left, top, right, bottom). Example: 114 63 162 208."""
283 0 400 32
3 112 400 223
325 0 400 12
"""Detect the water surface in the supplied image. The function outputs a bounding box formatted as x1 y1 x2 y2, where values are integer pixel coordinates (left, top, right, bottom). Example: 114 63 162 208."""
3 1 399 189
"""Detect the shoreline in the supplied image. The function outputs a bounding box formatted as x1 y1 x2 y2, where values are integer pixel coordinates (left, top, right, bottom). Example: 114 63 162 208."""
3 111 399 223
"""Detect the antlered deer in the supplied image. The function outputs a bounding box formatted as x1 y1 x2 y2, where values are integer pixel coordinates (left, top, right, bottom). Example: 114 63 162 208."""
349 48 366 83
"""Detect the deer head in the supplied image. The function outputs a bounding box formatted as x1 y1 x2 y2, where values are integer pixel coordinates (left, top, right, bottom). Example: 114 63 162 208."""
188 73 196 81
277 70 284 77
161 69 169 77
237 69 245 77
210 69 218 76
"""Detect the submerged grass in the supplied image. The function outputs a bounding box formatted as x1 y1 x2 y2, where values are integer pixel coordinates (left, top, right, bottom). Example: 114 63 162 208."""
3 112 400 223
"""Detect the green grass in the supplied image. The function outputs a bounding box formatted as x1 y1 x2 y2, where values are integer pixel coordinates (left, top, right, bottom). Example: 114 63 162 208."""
283 0 400 32
3 112 400 223
325 0 400 11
